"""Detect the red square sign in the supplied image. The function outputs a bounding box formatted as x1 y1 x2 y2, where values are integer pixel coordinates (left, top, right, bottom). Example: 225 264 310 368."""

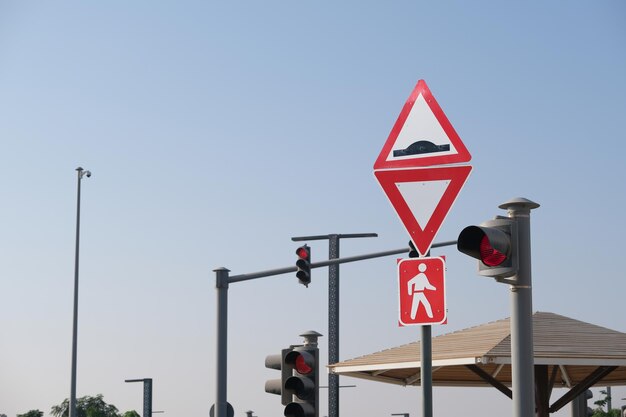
398 257 446 325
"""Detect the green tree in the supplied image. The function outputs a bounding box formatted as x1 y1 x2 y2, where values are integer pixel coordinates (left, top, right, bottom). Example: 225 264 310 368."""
51 395 120 417
121 411 140 417
17 411 44 417
591 389 622 417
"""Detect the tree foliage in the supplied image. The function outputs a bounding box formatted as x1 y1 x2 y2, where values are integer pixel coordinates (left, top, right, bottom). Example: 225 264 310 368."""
51 395 120 417
591 389 622 417
17 411 44 417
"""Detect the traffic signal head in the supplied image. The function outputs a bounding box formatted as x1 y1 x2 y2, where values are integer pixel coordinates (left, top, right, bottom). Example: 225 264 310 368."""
264 348 292 406
457 217 518 280
295 245 311 287
283 348 318 417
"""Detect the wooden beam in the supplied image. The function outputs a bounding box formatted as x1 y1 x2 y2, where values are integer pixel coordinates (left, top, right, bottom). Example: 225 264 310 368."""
465 364 512 399
549 366 617 413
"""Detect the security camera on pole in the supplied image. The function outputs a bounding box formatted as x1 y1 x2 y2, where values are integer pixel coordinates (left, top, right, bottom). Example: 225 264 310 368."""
70 167 91 417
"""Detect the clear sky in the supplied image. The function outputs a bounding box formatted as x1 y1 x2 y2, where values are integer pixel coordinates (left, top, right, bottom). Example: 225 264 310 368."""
1 1 625 417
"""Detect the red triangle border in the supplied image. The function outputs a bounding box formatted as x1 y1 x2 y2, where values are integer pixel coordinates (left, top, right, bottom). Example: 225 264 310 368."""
373 79 471 170
374 166 472 256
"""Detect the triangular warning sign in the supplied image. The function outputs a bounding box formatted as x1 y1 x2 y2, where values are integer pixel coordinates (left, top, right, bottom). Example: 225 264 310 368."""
374 166 472 256
373 80 471 170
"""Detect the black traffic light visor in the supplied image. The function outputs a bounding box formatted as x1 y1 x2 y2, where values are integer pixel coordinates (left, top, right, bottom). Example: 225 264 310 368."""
285 375 315 400
457 225 511 262
285 350 315 375
284 401 315 417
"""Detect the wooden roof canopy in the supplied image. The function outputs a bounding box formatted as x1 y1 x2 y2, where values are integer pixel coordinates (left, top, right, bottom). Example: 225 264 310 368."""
328 312 626 414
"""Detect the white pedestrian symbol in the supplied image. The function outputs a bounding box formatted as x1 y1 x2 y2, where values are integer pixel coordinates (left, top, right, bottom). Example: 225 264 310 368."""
407 263 437 319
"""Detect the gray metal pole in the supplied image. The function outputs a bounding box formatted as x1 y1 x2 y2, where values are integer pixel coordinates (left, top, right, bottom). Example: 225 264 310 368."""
328 235 340 417
500 198 539 417
229 240 456 283
143 378 153 417
420 325 432 417
70 167 90 417
125 378 153 417
292 233 377 417
215 267 230 417
328 235 339 417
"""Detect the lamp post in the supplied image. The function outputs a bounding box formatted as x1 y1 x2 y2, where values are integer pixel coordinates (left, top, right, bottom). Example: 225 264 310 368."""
70 167 91 417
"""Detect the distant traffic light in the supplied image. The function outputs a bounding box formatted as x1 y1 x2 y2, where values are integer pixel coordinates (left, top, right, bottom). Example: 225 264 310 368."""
264 348 292 406
295 245 311 287
284 346 319 417
457 216 518 280
265 332 321 417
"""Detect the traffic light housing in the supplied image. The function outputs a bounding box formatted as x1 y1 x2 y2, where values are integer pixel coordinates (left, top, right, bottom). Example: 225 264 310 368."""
457 216 518 280
295 245 311 287
408 240 419 258
264 348 292 406
283 347 318 417
265 335 320 417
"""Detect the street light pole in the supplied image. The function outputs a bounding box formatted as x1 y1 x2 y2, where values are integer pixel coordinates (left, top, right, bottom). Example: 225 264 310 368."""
70 167 91 417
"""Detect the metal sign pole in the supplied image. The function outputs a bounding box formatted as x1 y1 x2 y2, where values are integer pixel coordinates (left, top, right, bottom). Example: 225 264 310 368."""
420 325 432 417
419 250 433 417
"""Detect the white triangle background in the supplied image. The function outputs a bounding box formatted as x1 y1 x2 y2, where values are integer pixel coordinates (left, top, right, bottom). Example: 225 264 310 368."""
386 94 458 162
395 179 451 228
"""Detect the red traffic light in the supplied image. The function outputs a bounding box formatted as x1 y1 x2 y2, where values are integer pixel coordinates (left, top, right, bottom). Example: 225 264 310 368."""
296 246 309 259
294 353 312 375
479 235 507 266
285 350 315 376
457 218 518 280
295 245 311 287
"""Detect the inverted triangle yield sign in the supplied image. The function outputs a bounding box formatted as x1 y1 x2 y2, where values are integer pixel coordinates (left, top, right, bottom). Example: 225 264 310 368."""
373 79 471 170
374 166 472 256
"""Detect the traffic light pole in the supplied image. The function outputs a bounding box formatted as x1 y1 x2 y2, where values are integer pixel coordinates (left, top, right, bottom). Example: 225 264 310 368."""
213 239 456 417
124 378 153 417
214 267 230 417
292 233 378 417
501 198 540 417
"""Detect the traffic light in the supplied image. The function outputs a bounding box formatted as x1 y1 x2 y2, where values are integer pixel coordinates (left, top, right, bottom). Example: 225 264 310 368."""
457 216 518 280
283 346 319 417
265 332 321 417
295 245 311 287
264 348 292 406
